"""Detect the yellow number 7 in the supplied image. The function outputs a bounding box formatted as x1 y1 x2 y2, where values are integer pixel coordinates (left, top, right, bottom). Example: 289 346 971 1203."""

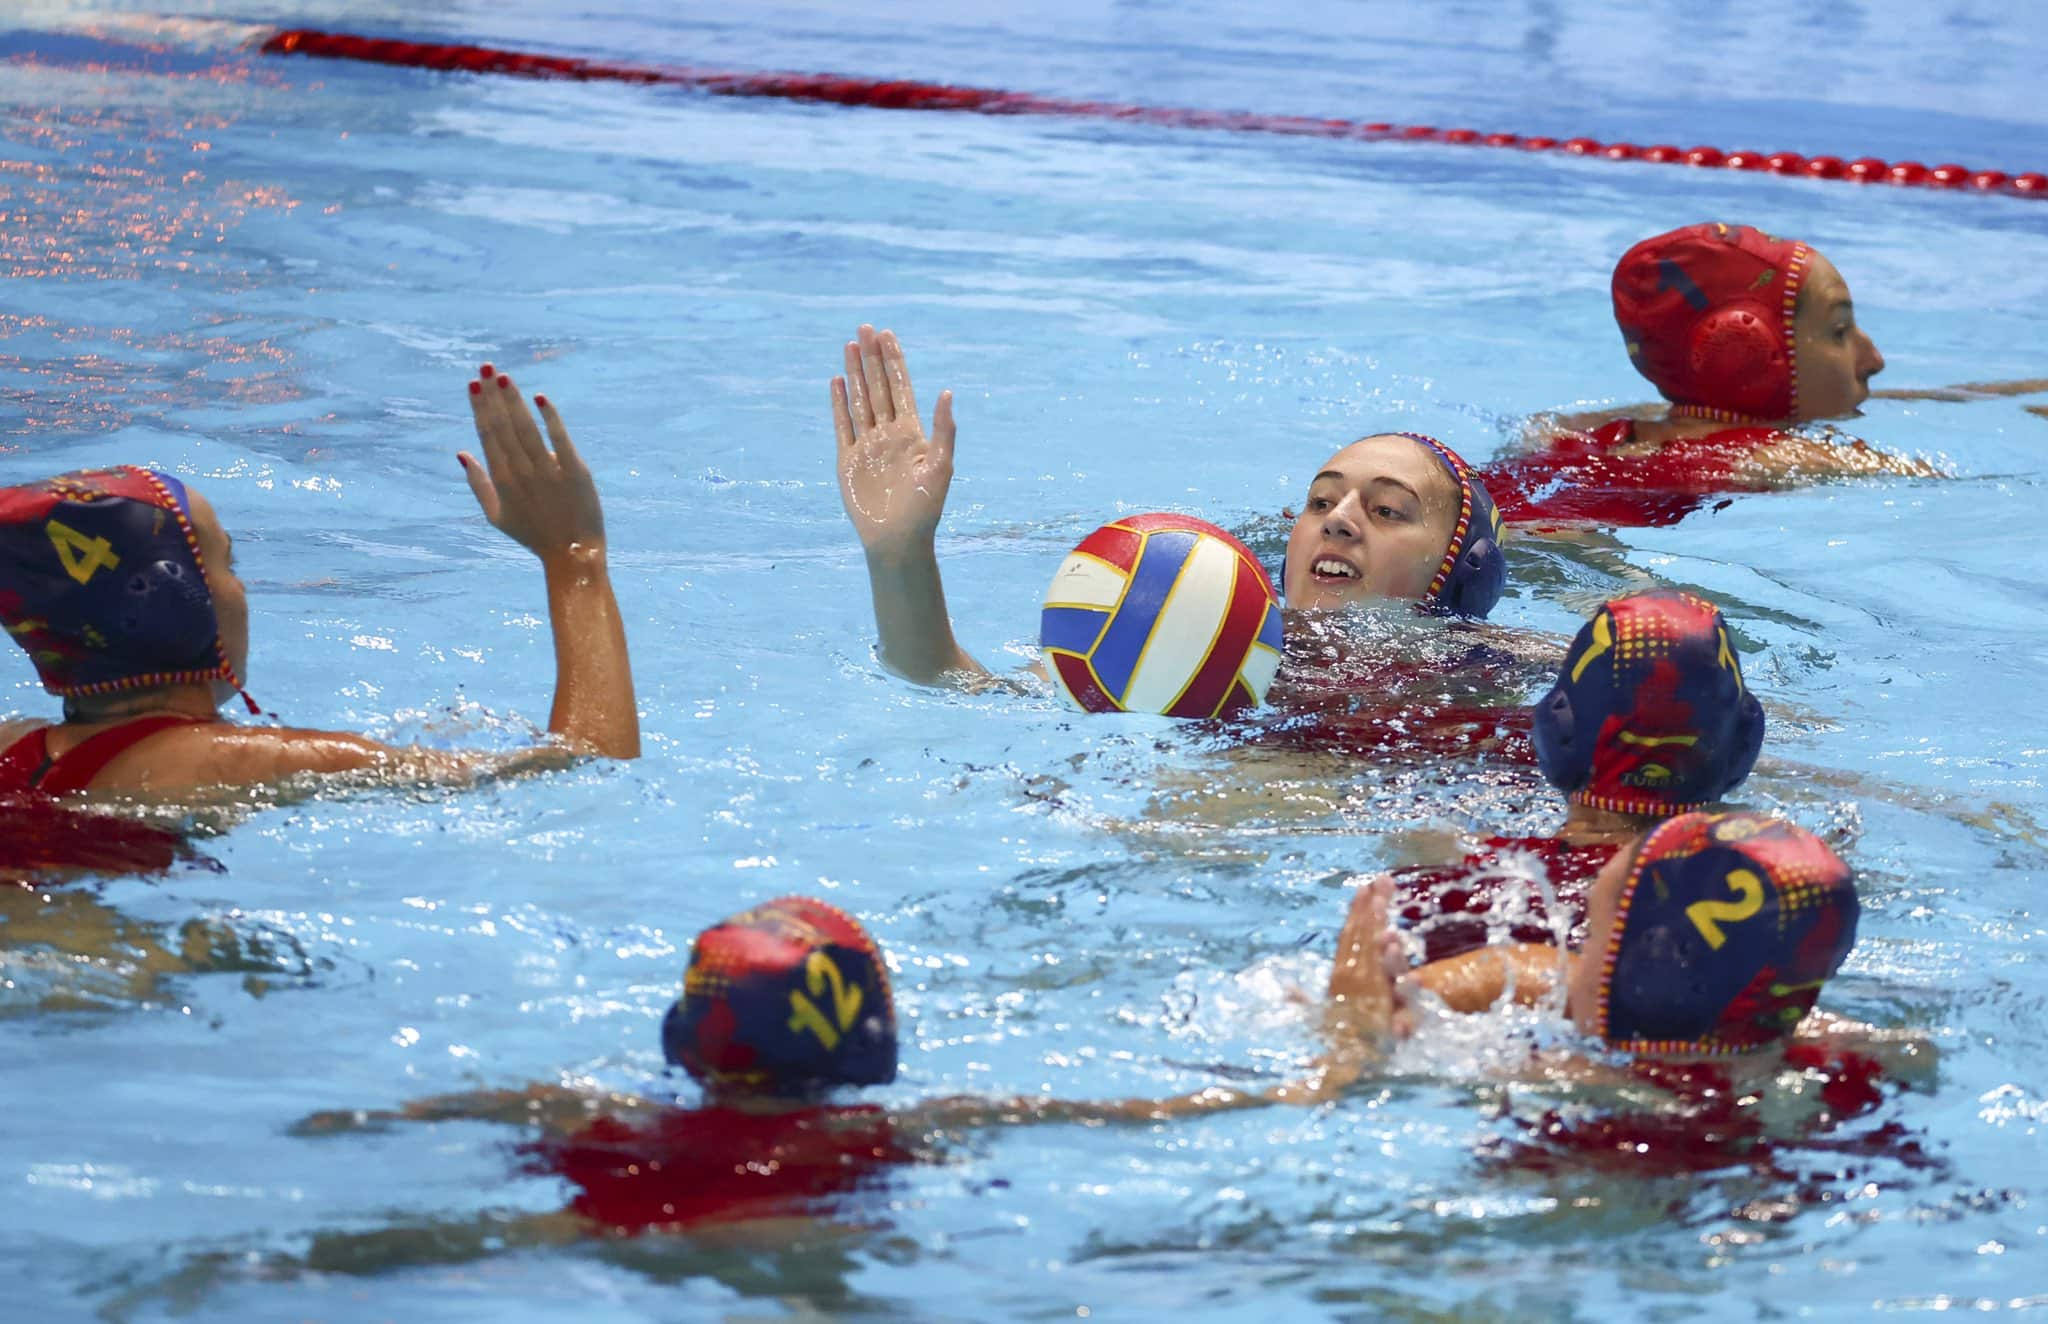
1685 868 1765 950
786 951 865 1050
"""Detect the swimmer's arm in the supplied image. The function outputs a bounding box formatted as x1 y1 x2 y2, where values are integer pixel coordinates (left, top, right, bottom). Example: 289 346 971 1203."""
1869 378 2048 402
100 724 583 796
1408 942 1566 1014
534 542 638 757
906 1048 1370 1134
1327 881 1565 1034
1746 431 1946 481
860 541 989 685
292 1083 660 1136
832 325 990 686
300 1211 588 1276
1328 876 1408 1039
1751 753 2048 849
1796 1010 1942 1089
462 370 640 758
1518 404 1649 447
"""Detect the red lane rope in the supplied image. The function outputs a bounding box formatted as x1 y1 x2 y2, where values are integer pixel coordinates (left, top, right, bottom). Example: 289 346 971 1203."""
260 28 2048 201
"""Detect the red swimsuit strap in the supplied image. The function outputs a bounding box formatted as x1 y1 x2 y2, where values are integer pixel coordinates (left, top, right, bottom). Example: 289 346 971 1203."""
26 714 210 795
0 726 53 793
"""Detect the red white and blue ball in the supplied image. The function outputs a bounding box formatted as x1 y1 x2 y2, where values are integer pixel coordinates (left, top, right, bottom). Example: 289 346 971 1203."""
1040 513 1283 717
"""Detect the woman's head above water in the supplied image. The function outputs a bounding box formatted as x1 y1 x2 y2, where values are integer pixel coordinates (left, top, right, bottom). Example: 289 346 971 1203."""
1283 432 1505 618
1565 810 1858 1054
0 466 249 715
1612 222 1886 425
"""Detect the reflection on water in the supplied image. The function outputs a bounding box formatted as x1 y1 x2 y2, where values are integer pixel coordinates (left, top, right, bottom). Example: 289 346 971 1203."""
0 87 305 439
0 885 323 1012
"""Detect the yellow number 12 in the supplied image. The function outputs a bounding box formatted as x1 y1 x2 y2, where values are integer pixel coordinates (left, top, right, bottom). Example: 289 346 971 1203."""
787 951 864 1049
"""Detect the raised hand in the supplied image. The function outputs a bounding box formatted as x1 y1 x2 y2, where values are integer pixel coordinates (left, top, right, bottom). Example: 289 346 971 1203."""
461 364 606 561
832 325 956 556
1328 877 1416 1041
457 363 638 759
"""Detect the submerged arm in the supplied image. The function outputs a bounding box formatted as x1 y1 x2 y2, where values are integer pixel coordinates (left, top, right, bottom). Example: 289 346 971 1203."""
1869 378 2048 402
1745 431 1947 481
907 1047 1369 1136
293 1082 660 1136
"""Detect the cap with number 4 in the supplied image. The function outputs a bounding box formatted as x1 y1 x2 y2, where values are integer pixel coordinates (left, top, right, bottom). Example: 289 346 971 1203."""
0 467 238 700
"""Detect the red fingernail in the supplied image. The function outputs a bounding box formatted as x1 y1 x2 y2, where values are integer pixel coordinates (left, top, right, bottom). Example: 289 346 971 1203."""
496 375 510 389
533 393 548 408
479 363 494 378
468 379 481 396
458 454 470 470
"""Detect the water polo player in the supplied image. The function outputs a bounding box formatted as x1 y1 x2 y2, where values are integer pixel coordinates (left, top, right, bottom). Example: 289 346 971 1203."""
831 323 1504 688
1480 221 1960 529
0 367 638 797
1336 590 1766 967
298 895 1358 1248
1333 810 1859 1059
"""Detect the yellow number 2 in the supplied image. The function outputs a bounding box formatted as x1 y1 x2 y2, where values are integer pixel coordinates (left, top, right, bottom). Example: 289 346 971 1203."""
45 520 120 586
1685 868 1765 950
786 951 865 1050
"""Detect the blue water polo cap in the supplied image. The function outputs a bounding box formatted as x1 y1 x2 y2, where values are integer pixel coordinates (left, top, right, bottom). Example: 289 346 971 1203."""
662 896 898 1096
1597 811 1858 1055
0 466 237 700
1534 590 1764 816
1400 433 1506 619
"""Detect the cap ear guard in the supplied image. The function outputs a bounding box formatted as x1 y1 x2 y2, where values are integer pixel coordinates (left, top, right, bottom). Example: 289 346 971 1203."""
1720 689 1766 797
1688 307 1787 420
1400 433 1508 620
1532 684 1586 792
1436 480 1506 619
119 559 218 665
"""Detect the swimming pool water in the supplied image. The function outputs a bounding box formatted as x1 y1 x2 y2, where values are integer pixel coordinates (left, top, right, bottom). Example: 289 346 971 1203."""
4 1 2047 1319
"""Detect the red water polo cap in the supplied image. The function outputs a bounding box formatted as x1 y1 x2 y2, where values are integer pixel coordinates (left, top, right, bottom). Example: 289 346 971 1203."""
1611 223 1811 424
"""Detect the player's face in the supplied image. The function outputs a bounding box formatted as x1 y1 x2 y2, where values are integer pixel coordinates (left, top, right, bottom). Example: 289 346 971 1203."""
1284 435 1459 611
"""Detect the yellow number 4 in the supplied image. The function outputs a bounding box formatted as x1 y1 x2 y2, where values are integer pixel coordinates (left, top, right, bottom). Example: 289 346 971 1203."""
786 951 865 1050
1685 868 1765 950
45 520 120 586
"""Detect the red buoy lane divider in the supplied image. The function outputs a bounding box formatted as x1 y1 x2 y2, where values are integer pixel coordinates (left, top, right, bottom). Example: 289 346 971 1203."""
257 27 2046 201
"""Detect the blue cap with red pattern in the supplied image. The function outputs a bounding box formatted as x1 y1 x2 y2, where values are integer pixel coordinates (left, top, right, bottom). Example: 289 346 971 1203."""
1595 811 1858 1055
1534 591 1764 817
662 896 898 1095
0 467 239 701
1399 433 1507 619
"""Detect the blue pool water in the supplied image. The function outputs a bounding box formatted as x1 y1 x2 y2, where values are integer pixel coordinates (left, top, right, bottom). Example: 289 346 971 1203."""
4 2 2047 1319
